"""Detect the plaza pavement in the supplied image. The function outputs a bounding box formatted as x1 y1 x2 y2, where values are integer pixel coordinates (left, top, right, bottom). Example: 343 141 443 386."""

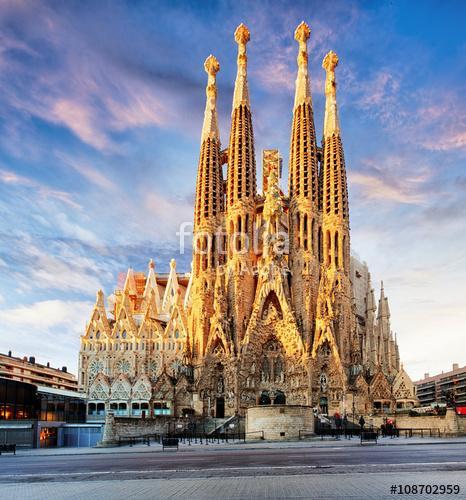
2 471 466 499
3 438 466 499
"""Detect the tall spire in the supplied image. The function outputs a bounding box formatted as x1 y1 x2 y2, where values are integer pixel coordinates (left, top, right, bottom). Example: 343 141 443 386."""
194 55 223 232
288 21 318 203
227 23 256 208
321 50 349 223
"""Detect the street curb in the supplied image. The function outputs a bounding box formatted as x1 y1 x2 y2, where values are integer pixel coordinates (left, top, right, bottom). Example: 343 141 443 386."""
9 439 466 458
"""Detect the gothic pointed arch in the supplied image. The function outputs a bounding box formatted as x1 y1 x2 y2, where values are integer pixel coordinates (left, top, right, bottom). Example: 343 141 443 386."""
132 374 152 401
153 370 175 401
392 366 417 405
88 373 110 400
260 290 283 321
369 368 393 402
84 290 111 340
205 326 231 358
110 374 131 400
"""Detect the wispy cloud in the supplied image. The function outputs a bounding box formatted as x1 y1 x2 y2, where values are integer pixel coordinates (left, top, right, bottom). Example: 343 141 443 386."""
349 156 432 205
57 154 116 191
0 168 80 209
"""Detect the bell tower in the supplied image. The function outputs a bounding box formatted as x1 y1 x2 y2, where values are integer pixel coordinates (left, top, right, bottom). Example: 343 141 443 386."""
191 54 224 359
288 22 320 347
225 24 257 349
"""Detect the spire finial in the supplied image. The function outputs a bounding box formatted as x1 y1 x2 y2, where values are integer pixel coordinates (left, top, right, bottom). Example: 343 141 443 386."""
204 54 220 76
295 21 310 44
200 55 220 142
323 51 339 96
232 24 250 110
149 258 155 270
235 23 250 46
322 51 340 138
170 258 176 270
293 21 312 109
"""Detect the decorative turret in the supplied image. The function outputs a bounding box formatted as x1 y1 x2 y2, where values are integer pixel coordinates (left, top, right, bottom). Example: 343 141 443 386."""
364 282 378 373
144 259 162 313
377 281 390 319
376 281 394 374
227 23 256 210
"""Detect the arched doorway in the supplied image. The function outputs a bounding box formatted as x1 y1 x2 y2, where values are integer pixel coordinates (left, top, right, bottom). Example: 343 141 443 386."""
274 391 286 405
259 391 271 405
215 397 225 418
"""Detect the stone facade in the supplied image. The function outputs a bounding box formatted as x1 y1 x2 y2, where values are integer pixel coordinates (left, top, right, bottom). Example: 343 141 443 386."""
78 22 417 422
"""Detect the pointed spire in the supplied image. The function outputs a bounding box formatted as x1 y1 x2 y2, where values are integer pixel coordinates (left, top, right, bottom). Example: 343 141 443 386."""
162 259 180 313
227 24 256 208
123 268 137 295
322 50 340 138
184 261 194 309
232 23 250 110
143 288 159 320
293 21 312 108
288 21 318 206
144 259 162 312
321 50 349 222
201 54 220 143
194 55 223 231
366 287 376 313
96 289 105 308
378 281 390 318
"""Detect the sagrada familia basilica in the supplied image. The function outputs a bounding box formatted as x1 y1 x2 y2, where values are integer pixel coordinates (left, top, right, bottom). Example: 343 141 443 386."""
79 23 417 422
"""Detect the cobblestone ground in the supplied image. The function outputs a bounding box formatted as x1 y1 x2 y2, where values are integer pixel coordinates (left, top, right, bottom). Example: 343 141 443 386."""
3 471 466 500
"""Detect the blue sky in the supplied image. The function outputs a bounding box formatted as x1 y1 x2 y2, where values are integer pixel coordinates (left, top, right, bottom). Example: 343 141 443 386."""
0 0 465 380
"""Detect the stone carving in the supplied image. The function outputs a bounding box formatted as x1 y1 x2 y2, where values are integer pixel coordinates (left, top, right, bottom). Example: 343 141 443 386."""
78 23 413 421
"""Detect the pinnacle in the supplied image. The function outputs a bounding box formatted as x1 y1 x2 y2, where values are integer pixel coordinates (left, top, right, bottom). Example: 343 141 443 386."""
294 21 311 43
323 50 339 72
149 258 155 270
204 54 220 76
234 23 250 45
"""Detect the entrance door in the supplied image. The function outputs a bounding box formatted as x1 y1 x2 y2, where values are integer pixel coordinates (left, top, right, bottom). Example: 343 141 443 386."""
319 396 328 415
40 427 57 448
216 397 225 418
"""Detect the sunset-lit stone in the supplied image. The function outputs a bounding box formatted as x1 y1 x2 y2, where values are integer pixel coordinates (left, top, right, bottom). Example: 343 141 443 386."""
78 23 417 424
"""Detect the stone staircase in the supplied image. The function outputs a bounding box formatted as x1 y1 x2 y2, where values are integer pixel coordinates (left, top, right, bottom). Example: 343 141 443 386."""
206 415 245 435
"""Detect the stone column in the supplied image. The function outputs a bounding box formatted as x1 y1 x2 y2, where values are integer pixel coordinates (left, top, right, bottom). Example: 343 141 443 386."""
97 410 118 447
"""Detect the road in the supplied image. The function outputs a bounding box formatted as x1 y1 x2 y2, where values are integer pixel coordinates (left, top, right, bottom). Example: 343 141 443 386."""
1 443 466 499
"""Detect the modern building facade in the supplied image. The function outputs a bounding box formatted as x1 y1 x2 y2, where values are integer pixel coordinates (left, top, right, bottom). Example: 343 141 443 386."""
79 22 417 423
0 377 98 448
414 364 466 407
0 351 77 391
